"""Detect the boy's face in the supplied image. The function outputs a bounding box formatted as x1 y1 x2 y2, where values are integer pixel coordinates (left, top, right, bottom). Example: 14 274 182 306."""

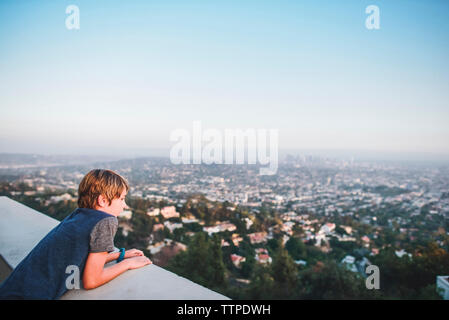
96 189 128 217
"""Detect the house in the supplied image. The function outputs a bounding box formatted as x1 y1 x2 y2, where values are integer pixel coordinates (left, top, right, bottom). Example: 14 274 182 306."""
218 222 237 233
340 225 353 234
244 217 253 230
146 208 160 216
49 193 73 204
234 278 251 286
221 239 230 247
255 248 268 255
295 260 307 266
395 249 412 258
147 241 167 255
119 210 133 220
119 221 133 237
203 225 220 236
164 221 183 233
336 234 356 242
314 233 327 246
341 255 358 273
255 248 272 264
181 215 199 224
357 257 372 276
230 254 246 268
153 223 164 232
147 239 186 256
151 241 187 267
248 232 268 244
256 254 272 264
320 223 336 234
361 236 370 247
281 221 294 236
160 206 180 219
231 234 243 246
436 276 449 300
281 211 298 221
282 234 290 245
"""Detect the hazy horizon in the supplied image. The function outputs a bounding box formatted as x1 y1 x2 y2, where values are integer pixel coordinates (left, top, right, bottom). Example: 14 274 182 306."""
2 147 449 165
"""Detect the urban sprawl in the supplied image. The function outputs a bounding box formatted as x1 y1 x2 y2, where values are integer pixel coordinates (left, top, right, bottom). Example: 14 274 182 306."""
1 155 449 295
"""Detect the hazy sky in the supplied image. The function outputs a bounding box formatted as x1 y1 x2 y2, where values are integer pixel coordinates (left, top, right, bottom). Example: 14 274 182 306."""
0 0 448 158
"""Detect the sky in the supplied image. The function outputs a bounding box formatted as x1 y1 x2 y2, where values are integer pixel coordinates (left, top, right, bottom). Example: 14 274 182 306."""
0 0 448 160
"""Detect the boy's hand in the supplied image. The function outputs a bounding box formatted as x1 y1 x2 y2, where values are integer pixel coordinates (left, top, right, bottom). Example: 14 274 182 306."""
125 256 152 270
125 249 144 258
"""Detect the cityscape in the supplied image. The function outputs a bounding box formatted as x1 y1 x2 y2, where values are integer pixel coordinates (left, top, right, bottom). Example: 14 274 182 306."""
1 153 448 299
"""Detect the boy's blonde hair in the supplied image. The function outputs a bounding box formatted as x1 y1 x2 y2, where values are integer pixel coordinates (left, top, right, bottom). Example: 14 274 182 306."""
77 169 129 209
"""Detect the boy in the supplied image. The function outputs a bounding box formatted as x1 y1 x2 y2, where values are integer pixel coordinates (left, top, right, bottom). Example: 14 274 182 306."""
0 169 151 299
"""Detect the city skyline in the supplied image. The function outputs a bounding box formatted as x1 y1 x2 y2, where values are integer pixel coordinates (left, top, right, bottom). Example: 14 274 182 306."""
1 1 449 157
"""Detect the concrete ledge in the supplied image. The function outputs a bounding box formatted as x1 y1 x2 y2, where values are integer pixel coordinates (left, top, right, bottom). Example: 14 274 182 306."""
61 263 228 300
0 196 59 269
0 197 229 300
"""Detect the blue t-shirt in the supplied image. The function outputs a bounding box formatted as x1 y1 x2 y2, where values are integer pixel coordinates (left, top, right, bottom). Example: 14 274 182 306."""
0 208 118 300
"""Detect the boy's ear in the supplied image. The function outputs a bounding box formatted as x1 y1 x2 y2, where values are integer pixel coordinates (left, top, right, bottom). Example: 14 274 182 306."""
96 194 107 208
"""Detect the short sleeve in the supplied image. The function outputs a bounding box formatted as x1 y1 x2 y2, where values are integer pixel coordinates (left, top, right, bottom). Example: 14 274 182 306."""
89 217 118 253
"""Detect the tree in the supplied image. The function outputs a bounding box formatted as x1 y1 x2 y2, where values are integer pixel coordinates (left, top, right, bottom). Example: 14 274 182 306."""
285 237 307 260
240 254 255 278
210 234 226 288
246 264 275 299
271 243 298 299
296 261 373 299
165 232 226 292
370 241 449 299
266 238 280 255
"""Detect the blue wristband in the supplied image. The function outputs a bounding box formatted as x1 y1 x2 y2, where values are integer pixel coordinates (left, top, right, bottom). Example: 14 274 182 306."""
117 248 125 263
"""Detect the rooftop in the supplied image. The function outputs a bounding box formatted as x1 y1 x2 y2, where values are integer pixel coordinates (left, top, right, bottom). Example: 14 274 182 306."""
0 196 229 300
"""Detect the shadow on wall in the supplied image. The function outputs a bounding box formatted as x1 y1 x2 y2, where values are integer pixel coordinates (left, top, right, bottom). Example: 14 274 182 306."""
0 255 12 283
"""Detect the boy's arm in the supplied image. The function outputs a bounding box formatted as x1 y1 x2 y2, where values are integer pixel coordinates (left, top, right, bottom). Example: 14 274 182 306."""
105 251 120 263
82 252 151 290
105 248 144 263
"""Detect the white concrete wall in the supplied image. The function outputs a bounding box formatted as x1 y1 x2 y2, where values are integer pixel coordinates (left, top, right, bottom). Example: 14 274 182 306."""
0 196 59 269
436 276 449 300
